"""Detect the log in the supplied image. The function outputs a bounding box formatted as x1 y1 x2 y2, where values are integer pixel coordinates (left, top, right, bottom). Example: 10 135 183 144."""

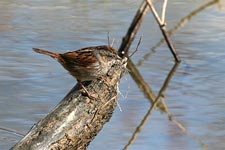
10 56 127 150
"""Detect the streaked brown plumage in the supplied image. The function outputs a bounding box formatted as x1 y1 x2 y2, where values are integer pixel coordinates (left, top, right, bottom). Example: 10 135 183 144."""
33 45 119 98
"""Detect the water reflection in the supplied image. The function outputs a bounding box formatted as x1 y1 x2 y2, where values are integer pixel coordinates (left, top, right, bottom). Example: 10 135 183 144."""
0 0 225 150
124 62 180 150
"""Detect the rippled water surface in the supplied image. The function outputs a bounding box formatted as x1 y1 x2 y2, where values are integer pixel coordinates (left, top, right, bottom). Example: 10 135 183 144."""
0 0 225 149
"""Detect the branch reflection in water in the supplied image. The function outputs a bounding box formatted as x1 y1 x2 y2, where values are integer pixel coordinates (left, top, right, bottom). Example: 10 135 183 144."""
124 61 179 150
117 0 168 112
121 0 220 149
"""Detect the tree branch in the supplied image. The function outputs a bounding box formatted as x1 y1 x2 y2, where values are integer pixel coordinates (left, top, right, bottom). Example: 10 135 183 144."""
10 57 127 150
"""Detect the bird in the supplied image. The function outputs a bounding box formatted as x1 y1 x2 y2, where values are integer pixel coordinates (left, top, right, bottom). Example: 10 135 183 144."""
33 45 119 99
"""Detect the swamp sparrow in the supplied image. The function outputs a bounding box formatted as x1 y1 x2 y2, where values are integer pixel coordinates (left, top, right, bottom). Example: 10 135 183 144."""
33 45 121 98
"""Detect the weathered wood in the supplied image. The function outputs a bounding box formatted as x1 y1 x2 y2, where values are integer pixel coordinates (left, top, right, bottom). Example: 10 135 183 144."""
11 57 127 150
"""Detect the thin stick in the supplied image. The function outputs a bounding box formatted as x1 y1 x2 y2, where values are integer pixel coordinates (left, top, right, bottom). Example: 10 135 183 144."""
137 0 219 65
117 0 167 111
0 126 25 137
146 0 162 25
161 0 168 23
129 35 142 58
111 38 115 47
107 32 110 47
116 100 122 112
146 0 181 62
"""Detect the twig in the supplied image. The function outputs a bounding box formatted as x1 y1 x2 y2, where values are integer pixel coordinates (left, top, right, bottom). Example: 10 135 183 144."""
146 0 163 24
129 35 142 58
107 32 115 47
117 0 167 111
111 38 115 47
137 0 219 66
161 0 168 23
107 32 110 47
146 0 181 62
0 126 25 137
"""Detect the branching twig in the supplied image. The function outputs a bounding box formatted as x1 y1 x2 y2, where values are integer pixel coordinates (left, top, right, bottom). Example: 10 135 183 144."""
146 0 181 62
123 1 212 149
146 0 163 25
129 36 142 58
137 0 219 66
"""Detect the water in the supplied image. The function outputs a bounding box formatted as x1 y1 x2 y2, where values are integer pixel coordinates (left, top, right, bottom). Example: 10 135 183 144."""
0 0 225 149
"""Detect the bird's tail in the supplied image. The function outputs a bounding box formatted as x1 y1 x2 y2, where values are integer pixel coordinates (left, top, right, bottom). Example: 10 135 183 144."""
33 48 66 64
32 48 60 59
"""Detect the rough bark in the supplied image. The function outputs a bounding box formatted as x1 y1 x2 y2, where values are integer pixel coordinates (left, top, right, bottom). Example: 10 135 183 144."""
10 57 127 150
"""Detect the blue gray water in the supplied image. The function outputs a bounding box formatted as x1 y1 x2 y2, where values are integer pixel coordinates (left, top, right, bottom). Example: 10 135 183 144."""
0 0 225 149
